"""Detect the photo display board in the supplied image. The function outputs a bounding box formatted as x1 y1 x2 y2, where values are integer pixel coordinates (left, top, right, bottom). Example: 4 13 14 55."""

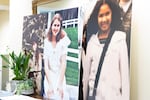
22 7 81 100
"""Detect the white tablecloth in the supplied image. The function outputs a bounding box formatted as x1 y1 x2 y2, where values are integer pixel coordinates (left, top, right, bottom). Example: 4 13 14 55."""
0 95 41 100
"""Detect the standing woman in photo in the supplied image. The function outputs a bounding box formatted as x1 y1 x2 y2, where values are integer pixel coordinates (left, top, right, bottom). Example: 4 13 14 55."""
43 13 70 100
83 0 129 100
119 0 132 58
31 40 42 95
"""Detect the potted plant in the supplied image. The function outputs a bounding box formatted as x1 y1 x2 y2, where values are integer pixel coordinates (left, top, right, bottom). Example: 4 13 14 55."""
0 51 34 95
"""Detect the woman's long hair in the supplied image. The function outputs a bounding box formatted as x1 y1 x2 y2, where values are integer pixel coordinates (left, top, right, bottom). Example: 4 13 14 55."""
47 13 63 42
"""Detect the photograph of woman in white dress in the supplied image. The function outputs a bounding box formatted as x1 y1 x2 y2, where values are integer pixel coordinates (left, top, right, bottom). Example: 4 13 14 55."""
43 13 71 100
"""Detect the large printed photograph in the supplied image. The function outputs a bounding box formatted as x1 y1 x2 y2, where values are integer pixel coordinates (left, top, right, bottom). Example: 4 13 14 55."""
43 7 80 100
22 13 48 96
81 0 132 100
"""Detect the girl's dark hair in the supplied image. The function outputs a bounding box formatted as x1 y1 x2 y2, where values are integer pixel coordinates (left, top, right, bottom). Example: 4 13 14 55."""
89 0 122 31
96 0 121 30
86 0 122 43
47 13 63 42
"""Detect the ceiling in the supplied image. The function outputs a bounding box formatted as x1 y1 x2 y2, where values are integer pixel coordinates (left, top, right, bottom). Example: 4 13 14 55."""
0 0 9 5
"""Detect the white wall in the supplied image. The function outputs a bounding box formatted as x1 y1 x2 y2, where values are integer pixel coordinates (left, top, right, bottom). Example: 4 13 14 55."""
0 0 32 54
0 11 9 54
9 0 32 54
130 0 150 100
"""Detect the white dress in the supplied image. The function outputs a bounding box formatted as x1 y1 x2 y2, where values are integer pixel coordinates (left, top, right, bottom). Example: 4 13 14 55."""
43 35 71 100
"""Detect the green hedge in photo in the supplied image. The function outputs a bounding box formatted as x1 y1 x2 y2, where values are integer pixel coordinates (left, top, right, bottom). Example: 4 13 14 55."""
64 27 78 49
67 52 78 58
64 27 79 86
66 61 79 86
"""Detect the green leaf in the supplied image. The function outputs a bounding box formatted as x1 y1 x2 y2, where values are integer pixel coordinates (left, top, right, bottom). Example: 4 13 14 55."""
1 51 31 80
0 55 10 64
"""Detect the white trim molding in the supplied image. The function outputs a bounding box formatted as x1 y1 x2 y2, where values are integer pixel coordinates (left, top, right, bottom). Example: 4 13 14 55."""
0 5 9 11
